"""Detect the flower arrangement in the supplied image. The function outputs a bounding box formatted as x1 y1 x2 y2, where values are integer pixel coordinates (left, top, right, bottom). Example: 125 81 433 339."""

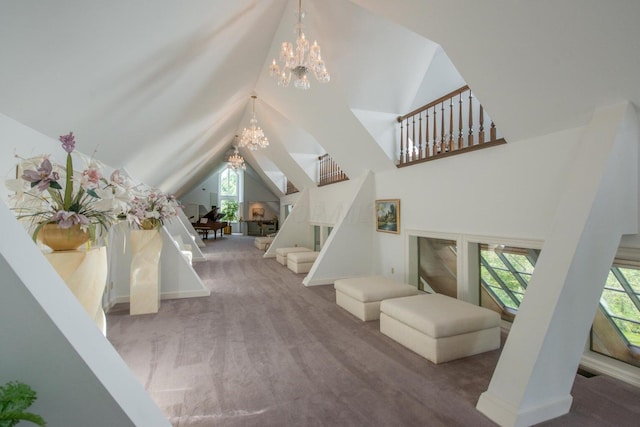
126 189 178 230
6 132 132 244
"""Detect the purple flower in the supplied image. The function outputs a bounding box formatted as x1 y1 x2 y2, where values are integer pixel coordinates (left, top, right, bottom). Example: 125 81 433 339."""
50 210 89 228
59 132 76 153
21 158 60 191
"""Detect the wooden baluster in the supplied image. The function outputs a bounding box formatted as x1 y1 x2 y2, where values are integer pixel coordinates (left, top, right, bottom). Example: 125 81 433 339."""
330 157 334 183
411 114 416 162
425 111 430 157
449 97 454 151
433 105 438 154
458 93 464 148
468 90 474 147
441 102 445 152
418 113 423 160
490 121 496 141
479 105 485 144
399 118 404 165
405 117 410 164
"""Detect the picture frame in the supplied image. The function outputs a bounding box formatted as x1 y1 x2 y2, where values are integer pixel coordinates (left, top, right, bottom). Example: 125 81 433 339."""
375 199 400 234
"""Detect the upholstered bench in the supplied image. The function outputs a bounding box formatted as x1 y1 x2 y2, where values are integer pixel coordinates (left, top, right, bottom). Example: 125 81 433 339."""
275 246 312 265
287 251 320 274
380 293 501 364
254 236 274 251
334 276 420 321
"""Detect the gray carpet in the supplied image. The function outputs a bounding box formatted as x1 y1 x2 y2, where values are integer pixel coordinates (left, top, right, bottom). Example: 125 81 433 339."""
107 235 640 426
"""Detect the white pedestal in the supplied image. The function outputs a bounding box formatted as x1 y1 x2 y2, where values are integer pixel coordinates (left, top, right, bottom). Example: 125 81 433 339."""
45 247 108 335
129 230 162 315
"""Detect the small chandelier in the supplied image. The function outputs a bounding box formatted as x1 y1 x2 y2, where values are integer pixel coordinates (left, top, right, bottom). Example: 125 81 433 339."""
239 95 269 151
269 0 330 90
228 137 246 171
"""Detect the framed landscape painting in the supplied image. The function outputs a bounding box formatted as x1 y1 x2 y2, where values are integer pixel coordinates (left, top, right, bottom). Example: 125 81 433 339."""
375 199 400 234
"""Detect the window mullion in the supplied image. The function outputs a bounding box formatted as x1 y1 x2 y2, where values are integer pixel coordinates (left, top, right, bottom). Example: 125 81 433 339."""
496 252 529 290
480 254 521 307
611 267 640 313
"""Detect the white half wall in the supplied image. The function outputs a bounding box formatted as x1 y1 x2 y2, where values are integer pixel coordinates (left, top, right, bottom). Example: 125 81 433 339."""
166 209 205 262
373 126 584 281
266 188 313 257
303 171 375 286
0 200 169 426
107 222 210 306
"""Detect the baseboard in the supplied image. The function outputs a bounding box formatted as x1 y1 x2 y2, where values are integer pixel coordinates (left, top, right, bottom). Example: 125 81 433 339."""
302 276 339 286
476 390 572 427
580 351 640 388
112 288 210 305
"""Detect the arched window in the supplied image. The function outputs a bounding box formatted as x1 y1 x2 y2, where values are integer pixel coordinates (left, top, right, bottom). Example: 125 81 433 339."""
219 167 242 223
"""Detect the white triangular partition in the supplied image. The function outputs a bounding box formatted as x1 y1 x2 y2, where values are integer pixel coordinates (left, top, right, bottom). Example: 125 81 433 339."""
0 202 170 426
166 209 206 262
108 222 210 305
303 171 375 286
477 102 639 426
265 188 314 257
176 207 206 249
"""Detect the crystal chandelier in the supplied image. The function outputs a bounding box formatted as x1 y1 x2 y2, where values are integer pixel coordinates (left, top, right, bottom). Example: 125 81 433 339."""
269 0 330 90
227 137 246 171
239 95 269 151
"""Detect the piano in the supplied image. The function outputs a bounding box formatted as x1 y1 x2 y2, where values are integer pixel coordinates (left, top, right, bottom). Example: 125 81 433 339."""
193 207 228 240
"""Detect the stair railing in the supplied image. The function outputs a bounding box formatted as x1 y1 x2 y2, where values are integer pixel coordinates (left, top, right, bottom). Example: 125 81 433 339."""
397 85 505 167
318 154 348 186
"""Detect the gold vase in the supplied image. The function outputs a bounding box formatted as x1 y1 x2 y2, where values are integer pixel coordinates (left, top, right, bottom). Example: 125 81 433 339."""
37 223 91 251
140 218 161 230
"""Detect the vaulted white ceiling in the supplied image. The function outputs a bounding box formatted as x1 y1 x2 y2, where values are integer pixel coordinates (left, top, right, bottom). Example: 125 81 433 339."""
1 0 639 198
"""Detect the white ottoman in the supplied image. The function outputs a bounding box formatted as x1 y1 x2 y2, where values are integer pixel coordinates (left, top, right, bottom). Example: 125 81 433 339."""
287 251 319 274
275 247 312 265
334 276 420 321
254 236 274 251
380 294 501 364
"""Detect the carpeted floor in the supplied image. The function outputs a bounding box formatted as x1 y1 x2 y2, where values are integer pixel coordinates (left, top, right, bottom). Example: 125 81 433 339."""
107 235 640 426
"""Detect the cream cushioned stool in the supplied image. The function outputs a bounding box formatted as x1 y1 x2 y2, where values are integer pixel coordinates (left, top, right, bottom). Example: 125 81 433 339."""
334 276 420 321
380 293 500 364
275 246 312 265
254 236 274 251
287 251 319 273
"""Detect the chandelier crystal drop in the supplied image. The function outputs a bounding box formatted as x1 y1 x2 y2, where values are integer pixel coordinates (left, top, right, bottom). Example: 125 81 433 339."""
227 138 246 171
239 95 269 151
268 0 330 90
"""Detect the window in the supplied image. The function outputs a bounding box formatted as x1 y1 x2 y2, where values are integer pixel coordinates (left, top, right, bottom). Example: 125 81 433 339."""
219 167 241 224
417 237 457 297
480 244 539 320
220 168 238 197
591 254 640 367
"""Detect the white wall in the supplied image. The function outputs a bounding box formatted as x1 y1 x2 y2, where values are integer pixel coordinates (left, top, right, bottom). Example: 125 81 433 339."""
179 172 219 211
373 126 586 281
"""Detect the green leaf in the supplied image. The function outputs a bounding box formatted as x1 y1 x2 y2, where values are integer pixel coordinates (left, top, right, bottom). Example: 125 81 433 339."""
48 181 62 190
0 382 45 426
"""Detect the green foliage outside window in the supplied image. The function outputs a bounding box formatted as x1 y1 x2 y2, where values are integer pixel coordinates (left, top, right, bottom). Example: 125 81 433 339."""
220 169 238 196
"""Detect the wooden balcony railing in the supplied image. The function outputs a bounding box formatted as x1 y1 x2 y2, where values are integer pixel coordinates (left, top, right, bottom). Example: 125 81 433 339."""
397 85 505 167
286 179 299 195
318 154 348 186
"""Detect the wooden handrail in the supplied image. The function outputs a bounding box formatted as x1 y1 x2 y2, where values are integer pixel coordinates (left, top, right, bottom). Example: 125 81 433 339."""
396 85 505 167
397 85 469 123
318 154 348 186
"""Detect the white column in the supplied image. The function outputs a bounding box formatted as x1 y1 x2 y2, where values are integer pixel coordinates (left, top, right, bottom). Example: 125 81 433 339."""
129 230 162 315
45 247 108 335
477 103 639 426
